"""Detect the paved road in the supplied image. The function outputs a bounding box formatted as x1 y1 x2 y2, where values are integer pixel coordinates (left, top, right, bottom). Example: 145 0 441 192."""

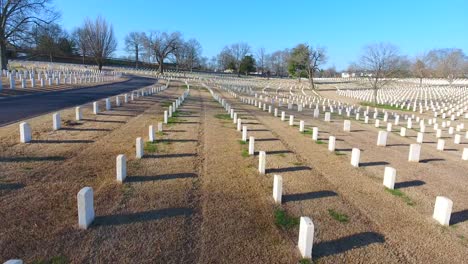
0 75 156 126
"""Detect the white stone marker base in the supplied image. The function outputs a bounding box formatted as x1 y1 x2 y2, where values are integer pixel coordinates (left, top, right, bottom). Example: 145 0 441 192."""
351 148 360 167
158 122 163 132
19 122 31 143
383 167 396 189
136 137 144 159
116 154 127 182
408 144 421 162
298 217 314 259
77 187 95 229
273 174 282 204
433 196 453 226
258 151 266 174
324 112 331 122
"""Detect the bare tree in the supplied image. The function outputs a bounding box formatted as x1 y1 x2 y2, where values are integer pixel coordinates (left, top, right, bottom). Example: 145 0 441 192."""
256 47 266 75
145 31 182 74
268 49 289 77
217 46 235 71
185 38 202 72
411 54 431 87
230 42 251 77
358 42 406 103
81 16 117 71
0 0 59 69
125 31 146 69
72 27 87 64
427 48 466 85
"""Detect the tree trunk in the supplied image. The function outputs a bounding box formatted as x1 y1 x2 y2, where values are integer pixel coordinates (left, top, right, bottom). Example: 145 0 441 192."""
373 86 378 104
309 75 315 89
82 54 85 65
0 41 7 70
98 61 103 71
135 46 139 69
419 77 422 87
158 56 164 74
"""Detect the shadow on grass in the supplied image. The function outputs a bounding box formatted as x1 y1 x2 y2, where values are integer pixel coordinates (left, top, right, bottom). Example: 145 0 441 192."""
266 166 311 173
0 183 25 190
143 153 197 159
30 139 94 144
419 158 445 163
255 138 279 142
80 118 126 124
127 173 197 182
450 210 468 225
359 161 389 167
157 139 197 143
283 190 337 203
61 128 111 132
313 232 385 259
0 156 66 162
94 207 193 226
394 180 425 189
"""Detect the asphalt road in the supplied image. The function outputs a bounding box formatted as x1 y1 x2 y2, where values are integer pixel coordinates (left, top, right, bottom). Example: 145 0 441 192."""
0 75 156 126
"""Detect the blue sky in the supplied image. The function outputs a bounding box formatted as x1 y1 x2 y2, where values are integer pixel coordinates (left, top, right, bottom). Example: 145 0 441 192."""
55 0 467 70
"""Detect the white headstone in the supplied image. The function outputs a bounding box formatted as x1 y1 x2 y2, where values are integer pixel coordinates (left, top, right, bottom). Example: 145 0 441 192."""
116 154 127 182
437 139 445 151
408 144 421 162
343 120 351 132
19 122 31 143
77 187 95 229
383 167 396 189
328 136 336 152
433 196 453 226
249 136 255 155
149 125 155 142
273 174 282 204
53 112 61 130
136 137 144 159
75 106 82 121
377 131 388 146
258 151 266 174
93 102 99 114
298 217 314 259
351 148 360 167
289 115 294 126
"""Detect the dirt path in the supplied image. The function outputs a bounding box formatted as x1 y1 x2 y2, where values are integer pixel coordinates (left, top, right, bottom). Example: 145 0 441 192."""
213 85 468 263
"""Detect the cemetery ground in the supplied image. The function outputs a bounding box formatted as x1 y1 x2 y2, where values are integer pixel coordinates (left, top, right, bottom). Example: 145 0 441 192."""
1 79 468 263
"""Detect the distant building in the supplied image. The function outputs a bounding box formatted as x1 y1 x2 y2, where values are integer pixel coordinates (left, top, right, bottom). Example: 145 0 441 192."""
341 72 356 78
